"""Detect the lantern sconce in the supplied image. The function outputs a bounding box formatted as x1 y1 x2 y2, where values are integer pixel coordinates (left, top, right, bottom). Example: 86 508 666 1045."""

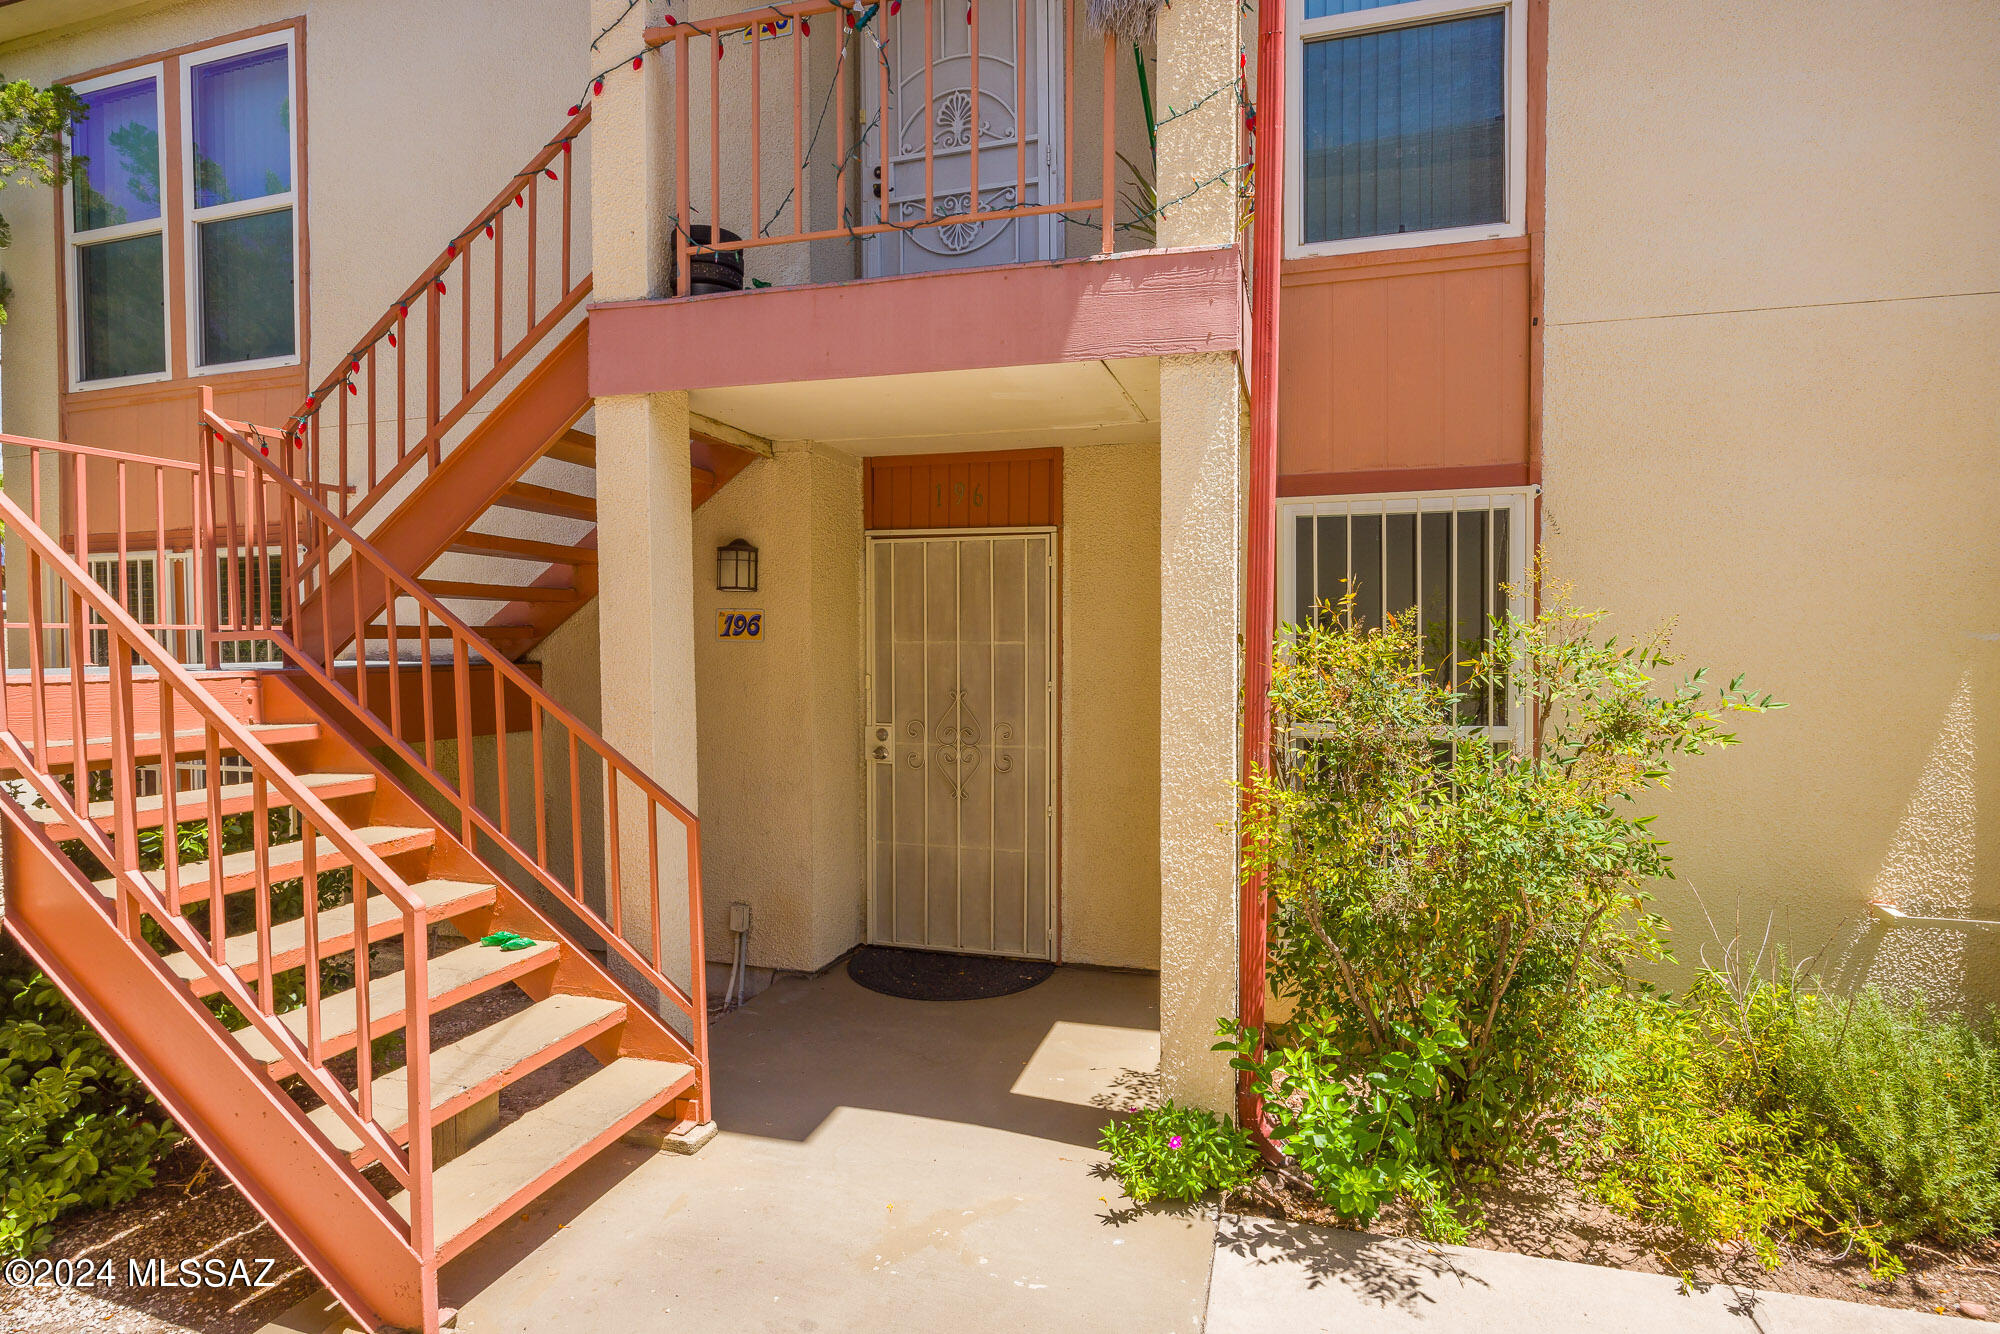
717 538 759 592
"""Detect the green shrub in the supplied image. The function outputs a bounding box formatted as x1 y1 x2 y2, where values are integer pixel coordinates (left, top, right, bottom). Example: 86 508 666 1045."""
0 941 180 1257
1573 979 1887 1270
1243 571 1778 1164
1780 988 2000 1245
1219 997 1468 1228
1098 1101 1258 1205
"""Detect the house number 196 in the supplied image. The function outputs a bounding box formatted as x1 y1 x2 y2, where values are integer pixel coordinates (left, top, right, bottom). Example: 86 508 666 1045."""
934 481 985 508
717 610 763 640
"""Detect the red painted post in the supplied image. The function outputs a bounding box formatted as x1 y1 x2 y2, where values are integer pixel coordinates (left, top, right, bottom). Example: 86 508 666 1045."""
1239 0 1286 1140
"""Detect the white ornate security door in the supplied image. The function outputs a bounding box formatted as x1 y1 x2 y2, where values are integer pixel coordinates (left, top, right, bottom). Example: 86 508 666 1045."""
861 0 1064 276
866 532 1055 958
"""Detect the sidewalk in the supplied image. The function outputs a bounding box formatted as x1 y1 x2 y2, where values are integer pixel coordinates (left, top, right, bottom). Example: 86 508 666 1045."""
1207 1214 1971 1333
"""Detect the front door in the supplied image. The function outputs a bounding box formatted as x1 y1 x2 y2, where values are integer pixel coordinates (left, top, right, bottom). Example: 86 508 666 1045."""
861 0 1064 276
866 532 1055 958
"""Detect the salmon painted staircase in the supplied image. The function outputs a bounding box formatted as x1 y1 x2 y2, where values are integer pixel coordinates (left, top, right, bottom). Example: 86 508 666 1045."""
0 106 726 1334
281 104 757 662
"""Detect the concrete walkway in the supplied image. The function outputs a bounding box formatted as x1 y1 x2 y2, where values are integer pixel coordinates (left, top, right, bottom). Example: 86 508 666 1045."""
278 964 1215 1333
1207 1215 1969 1333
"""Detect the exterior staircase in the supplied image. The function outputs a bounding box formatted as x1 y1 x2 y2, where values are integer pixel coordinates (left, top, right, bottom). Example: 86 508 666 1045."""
0 103 724 1334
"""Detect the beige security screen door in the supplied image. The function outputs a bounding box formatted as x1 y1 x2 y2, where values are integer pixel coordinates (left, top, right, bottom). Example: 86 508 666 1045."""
867 532 1055 958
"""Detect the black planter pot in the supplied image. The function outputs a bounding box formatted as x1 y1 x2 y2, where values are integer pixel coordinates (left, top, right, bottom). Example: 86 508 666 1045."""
681 226 744 294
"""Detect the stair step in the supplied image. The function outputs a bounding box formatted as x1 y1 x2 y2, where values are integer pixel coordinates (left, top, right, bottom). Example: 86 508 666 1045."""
233 937 560 1074
308 995 628 1161
22 722 320 770
94 825 436 907
419 580 579 604
446 532 598 565
32 771 376 839
362 622 539 646
542 429 597 468
495 482 595 521
165 878 495 994
393 1057 695 1262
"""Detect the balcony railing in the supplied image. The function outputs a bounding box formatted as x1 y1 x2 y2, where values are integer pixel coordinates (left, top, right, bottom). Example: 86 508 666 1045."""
647 0 1149 292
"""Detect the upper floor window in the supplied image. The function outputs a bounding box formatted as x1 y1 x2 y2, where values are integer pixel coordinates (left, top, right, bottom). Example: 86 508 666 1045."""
1286 0 1526 258
65 30 299 388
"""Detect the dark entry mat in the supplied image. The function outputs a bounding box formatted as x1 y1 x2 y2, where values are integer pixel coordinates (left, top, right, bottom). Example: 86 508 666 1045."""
847 946 1055 1001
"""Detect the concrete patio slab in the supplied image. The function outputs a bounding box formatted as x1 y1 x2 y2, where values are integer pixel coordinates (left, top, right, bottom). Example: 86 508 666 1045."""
1207 1214 1970 1334
274 964 1213 1333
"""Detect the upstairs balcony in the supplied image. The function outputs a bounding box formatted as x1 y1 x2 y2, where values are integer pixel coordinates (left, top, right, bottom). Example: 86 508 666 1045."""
590 0 1245 434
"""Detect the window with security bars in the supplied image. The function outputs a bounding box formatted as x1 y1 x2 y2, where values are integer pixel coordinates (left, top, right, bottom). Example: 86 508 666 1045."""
214 551 285 664
83 552 201 666
1279 490 1531 737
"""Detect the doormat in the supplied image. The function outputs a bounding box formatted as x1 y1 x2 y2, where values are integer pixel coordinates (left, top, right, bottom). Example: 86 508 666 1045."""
847 946 1055 1001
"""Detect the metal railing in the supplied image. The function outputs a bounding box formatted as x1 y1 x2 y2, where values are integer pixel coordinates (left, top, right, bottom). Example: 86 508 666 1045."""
201 406 709 1108
0 436 436 1264
289 107 592 532
649 0 1131 293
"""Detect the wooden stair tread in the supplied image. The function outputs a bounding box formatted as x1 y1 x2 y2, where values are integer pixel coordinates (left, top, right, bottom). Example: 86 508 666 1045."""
94 825 436 906
164 879 495 989
32 772 376 839
392 1057 694 1255
446 532 598 565
495 482 595 521
308 994 627 1155
541 429 597 468
23 722 320 766
364 621 539 643
232 938 560 1069
419 581 579 604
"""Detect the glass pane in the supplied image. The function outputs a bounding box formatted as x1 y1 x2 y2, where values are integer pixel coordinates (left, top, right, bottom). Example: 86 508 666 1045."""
1304 0 1411 17
1300 13 1506 244
191 45 291 207
77 234 165 381
198 208 295 365
72 77 160 231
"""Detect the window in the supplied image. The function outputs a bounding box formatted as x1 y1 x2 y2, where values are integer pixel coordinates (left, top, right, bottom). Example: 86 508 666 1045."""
184 35 298 371
67 69 168 385
64 30 299 388
1286 0 1526 257
1278 489 1531 738
82 551 198 665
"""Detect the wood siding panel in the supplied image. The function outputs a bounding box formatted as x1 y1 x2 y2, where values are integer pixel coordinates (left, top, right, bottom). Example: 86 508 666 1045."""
863 449 1062 530
1278 239 1532 489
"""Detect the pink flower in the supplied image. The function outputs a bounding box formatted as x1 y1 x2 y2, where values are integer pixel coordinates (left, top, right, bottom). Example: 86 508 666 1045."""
1168 1135 1183 1150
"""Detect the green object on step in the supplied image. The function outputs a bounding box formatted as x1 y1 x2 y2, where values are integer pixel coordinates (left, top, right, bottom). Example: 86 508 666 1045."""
479 931 536 952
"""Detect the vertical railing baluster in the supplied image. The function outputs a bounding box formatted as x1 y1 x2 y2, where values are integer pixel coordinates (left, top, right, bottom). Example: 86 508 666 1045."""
453 633 475 841
25 552 48 765
205 724 226 958
677 36 691 295
301 818 323 1067
253 771 274 1014
969 0 981 224
492 210 504 370
532 703 548 870
794 18 805 239
352 870 374 1123
647 801 662 971
419 605 437 769
568 730 583 899
1016 0 1027 217
526 173 540 326
924 0 935 220
494 669 510 838
386 595 403 739
425 273 443 468
1064 0 1073 207
396 304 408 468
159 674 181 917
107 633 140 941
403 904 434 1261
367 345 379 491
459 245 472 401
606 766 622 937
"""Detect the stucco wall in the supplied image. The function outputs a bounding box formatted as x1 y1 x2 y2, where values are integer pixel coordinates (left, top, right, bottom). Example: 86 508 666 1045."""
691 441 867 973
1542 0 2000 1004
1060 441 1163 969
0 0 590 440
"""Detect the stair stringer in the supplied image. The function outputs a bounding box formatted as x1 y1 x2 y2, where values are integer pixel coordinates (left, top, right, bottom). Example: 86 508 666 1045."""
298 322 593 663
0 791 428 1334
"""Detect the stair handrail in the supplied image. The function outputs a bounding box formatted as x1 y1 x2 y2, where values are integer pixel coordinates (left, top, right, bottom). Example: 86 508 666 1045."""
288 104 592 531
202 407 710 1099
0 462 436 1263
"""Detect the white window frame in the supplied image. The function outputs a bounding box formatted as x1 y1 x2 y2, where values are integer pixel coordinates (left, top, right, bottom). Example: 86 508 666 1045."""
180 29 302 377
79 549 200 666
1277 486 1534 744
1284 0 1528 259
64 63 172 391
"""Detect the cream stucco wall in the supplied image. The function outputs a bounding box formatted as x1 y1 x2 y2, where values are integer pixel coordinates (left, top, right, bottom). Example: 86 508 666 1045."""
690 442 867 973
0 0 590 441
1060 441 1163 969
1543 0 2000 1005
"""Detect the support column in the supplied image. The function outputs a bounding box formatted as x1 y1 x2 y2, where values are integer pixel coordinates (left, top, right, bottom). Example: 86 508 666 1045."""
1154 0 1248 1114
589 0 702 1019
